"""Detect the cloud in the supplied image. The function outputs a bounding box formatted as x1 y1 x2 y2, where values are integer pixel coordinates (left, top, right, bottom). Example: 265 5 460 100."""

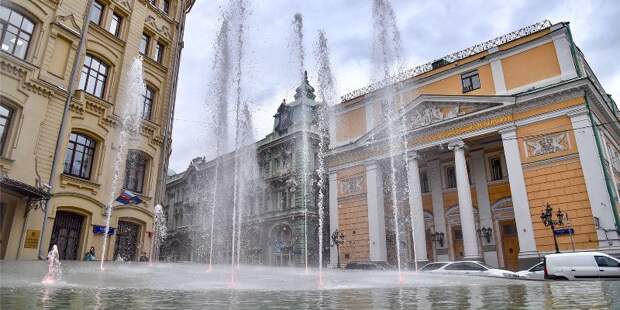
169 0 620 172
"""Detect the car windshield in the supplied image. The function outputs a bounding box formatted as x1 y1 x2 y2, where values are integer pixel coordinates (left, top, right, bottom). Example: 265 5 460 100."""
421 263 447 271
529 262 545 272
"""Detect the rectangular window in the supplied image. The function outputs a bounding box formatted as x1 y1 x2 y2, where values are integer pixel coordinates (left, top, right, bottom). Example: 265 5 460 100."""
420 171 430 193
446 166 457 189
154 42 164 63
0 103 12 153
89 1 104 25
139 33 150 55
141 86 154 120
461 70 481 93
124 151 147 193
108 12 122 37
490 157 503 181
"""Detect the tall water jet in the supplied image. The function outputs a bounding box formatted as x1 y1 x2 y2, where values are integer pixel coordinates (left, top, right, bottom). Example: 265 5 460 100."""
314 29 337 286
205 17 231 272
41 245 61 284
100 57 145 271
228 0 248 285
371 0 406 281
291 12 310 274
150 204 167 265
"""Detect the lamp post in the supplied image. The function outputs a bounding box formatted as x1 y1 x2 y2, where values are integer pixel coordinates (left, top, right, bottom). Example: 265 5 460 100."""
431 232 444 248
331 229 345 268
477 227 493 243
540 203 565 253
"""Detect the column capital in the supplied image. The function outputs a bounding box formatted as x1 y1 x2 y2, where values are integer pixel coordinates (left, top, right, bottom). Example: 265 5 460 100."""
498 125 517 138
447 140 465 151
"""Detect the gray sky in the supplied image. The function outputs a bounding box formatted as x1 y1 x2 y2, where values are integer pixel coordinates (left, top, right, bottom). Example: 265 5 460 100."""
169 0 620 173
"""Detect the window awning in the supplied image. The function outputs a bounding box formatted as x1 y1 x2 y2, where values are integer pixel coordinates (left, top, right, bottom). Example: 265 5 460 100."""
0 176 50 200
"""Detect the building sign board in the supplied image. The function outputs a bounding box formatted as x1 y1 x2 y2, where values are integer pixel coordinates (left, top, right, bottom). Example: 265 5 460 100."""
24 229 40 249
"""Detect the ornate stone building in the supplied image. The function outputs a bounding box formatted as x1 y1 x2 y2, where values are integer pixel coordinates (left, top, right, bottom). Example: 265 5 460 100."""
0 0 194 261
327 21 620 271
163 75 329 266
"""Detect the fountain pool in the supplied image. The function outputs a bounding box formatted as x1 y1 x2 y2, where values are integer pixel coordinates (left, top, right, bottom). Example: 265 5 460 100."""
1 261 619 309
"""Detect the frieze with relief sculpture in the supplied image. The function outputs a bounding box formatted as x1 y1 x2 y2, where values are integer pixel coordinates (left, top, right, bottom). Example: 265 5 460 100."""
524 132 569 157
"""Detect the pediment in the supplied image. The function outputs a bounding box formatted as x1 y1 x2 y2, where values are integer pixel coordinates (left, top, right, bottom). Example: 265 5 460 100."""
55 14 81 35
356 95 509 146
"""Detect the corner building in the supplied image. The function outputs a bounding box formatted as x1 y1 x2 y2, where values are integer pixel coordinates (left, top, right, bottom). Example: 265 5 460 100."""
327 21 620 270
0 0 194 261
162 76 328 266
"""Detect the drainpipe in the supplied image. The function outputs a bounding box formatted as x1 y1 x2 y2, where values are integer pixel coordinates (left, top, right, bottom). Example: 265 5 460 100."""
38 0 95 260
564 22 583 78
585 98 620 234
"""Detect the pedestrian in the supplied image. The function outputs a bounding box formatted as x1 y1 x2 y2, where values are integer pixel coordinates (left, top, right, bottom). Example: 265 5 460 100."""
84 246 96 261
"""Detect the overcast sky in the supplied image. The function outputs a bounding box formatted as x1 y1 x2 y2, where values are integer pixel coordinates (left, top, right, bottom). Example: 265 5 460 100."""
169 0 620 173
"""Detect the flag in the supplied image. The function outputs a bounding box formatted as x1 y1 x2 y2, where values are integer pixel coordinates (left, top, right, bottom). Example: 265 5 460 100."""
115 190 142 205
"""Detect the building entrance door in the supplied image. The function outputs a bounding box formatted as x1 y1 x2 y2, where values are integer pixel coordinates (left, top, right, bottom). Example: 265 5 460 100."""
500 220 519 271
49 211 83 260
114 221 140 261
452 227 464 260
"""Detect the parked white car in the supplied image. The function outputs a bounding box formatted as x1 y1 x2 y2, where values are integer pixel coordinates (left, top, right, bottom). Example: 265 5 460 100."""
516 261 545 280
544 252 620 280
420 261 519 279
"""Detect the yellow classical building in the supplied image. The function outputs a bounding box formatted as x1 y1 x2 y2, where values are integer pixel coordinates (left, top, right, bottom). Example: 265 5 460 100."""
327 21 620 270
0 0 194 261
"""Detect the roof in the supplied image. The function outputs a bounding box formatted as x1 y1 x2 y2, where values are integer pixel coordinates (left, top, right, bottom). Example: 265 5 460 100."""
340 20 553 103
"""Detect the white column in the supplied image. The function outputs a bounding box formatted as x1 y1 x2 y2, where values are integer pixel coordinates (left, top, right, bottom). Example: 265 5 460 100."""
406 152 428 264
470 150 498 267
500 127 538 259
569 110 620 246
429 160 448 261
366 162 387 261
328 172 339 267
448 140 481 260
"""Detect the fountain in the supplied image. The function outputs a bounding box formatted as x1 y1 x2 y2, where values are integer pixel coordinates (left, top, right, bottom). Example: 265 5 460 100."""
150 204 167 265
100 56 146 271
205 17 231 272
41 245 61 284
370 0 408 281
314 29 337 286
291 12 311 274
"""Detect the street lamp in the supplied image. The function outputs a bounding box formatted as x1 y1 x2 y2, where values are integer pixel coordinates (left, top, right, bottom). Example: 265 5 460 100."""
540 203 565 253
477 227 493 243
431 232 444 247
331 229 345 268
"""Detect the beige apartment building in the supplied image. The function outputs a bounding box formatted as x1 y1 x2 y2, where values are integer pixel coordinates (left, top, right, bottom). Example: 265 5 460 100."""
0 0 194 261
327 21 620 270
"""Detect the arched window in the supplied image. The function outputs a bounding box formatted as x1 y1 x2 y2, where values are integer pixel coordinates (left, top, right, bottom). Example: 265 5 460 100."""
0 5 35 59
124 150 148 193
63 132 96 179
79 54 108 98
141 85 155 120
